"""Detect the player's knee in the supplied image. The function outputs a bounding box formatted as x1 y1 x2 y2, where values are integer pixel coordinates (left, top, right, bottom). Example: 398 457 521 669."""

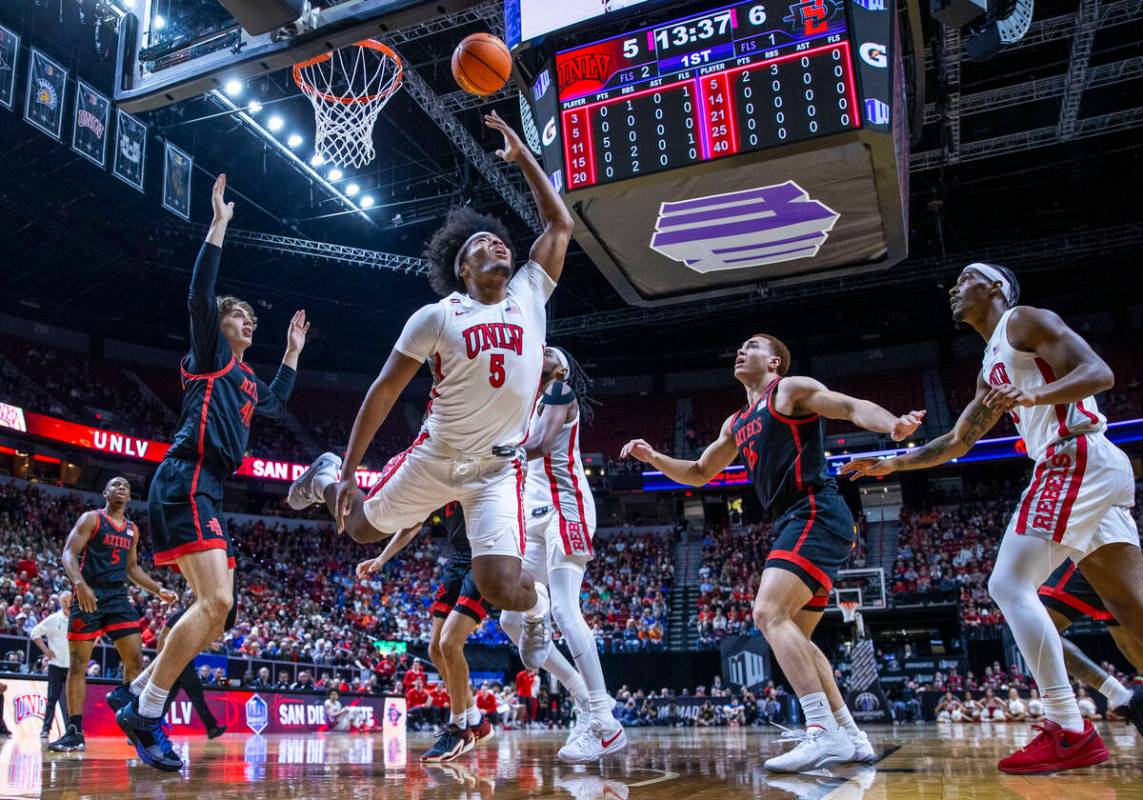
752 600 785 633
428 639 445 667
198 587 233 623
987 571 1020 608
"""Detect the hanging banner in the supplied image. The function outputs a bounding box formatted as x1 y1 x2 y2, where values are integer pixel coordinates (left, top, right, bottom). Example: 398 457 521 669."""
71 79 111 168
0 25 18 110
23 48 67 141
162 140 193 220
112 108 147 191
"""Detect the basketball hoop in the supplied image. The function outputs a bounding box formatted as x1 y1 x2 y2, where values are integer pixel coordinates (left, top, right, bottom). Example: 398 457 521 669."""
839 600 861 624
293 40 403 168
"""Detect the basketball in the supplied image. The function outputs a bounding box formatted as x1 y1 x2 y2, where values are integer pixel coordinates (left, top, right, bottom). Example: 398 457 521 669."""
451 32 512 96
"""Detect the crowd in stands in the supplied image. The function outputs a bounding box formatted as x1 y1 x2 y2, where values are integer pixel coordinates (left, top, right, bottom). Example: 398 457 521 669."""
691 515 867 649
581 530 673 652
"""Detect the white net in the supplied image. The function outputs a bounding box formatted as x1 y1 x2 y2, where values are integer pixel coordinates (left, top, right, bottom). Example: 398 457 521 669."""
293 40 403 169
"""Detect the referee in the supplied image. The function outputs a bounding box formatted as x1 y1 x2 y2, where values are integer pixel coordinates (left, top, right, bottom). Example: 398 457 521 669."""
30 591 71 739
158 607 226 739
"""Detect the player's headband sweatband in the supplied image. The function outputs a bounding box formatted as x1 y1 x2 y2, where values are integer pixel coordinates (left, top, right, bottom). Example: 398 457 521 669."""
454 231 495 278
549 346 570 374
962 263 1016 306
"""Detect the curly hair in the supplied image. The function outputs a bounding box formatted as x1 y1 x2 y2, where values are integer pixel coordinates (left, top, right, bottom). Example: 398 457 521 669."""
423 207 515 298
552 346 599 426
217 295 258 329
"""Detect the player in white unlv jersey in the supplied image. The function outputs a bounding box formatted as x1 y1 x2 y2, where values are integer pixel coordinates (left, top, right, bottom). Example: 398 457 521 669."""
500 346 626 762
844 263 1142 775
289 111 573 670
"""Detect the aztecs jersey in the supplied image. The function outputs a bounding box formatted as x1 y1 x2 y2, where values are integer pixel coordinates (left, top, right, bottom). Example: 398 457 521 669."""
525 390 596 539
80 511 136 586
395 261 556 455
731 378 834 516
982 307 1105 462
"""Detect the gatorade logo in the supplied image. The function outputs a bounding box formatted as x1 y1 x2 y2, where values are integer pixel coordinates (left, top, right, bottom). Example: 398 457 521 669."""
860 43 887 68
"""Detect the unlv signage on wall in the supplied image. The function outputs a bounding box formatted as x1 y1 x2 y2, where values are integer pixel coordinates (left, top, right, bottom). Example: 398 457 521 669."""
0 400 385 489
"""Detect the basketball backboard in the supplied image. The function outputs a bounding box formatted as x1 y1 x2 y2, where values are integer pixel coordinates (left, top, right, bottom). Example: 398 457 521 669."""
828 568 886 612
114 0 486 112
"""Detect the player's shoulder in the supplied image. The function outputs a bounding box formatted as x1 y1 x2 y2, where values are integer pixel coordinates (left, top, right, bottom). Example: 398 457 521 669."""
542 379 576 406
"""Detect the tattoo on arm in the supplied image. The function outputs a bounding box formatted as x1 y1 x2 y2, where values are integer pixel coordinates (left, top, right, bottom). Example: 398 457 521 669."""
893 402 1003 471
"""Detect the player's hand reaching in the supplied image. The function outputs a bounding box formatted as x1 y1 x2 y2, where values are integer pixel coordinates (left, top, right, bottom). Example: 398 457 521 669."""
211 173 235 224
484 110 525 163
158 588 179 604
890 409 926 442
839 457 897 480
356 557 383 581
75 582 98 613
286 310 310 354
984 383 1037 412
619 438 657 464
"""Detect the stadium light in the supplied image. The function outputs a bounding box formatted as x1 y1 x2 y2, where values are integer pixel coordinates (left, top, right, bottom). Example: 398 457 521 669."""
247 100 263 114
360 196 375 208
153 14 166 29
287 133 303 148
345 183 360 196
328 168 343 181
267 115 284 132
310 153 325 167
224 80 243 97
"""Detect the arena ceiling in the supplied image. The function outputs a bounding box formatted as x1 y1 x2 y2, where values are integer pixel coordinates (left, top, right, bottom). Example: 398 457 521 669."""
0 0 1140 376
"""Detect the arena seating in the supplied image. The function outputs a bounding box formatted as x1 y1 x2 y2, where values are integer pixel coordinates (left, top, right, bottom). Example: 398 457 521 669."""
582 394 675 459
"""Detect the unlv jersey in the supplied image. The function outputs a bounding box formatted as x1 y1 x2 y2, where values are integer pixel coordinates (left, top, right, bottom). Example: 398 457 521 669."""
731 378 834 514
982 308 1106 462
525 392 596 539
394 261 555 455
80 511 136 586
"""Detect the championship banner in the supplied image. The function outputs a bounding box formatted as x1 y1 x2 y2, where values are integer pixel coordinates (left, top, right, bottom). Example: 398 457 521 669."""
0 25 18 110
72 79 111 168
843 639 892 723
112 108 147 191
23 48 67 141
721 633 771 693
162 140 193 220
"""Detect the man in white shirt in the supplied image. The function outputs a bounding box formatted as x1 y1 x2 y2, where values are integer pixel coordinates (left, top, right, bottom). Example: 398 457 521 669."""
30 591 72 738
289 111 573 671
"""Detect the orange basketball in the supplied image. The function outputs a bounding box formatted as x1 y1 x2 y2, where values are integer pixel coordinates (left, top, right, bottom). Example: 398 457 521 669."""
451 32 512 97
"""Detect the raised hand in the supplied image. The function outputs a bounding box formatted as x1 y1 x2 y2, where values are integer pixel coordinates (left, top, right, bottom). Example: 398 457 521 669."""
287 310 310 353
890 409 926 442
212 174 235 224
619 438 657 464
484 110 525 163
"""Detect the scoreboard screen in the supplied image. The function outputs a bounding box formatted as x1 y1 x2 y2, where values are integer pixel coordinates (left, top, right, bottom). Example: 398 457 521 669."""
555 0 861 190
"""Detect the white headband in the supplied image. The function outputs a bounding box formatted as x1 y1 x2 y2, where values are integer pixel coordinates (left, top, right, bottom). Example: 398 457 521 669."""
962 262 1015 305
549 346 569 374
454 231 495 278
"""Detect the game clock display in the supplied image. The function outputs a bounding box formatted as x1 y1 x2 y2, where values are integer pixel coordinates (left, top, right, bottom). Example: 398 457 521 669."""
555 0 860 190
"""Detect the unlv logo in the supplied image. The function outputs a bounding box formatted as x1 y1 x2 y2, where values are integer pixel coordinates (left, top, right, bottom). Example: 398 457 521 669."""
988 362 1020 423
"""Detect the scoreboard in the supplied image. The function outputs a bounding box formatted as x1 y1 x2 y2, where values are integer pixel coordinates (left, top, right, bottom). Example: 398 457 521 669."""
556 1 860 189
511 0 911 306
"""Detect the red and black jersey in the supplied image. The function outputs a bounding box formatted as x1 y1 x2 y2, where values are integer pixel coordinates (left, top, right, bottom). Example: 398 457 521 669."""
731 378 835 516
166 243 296 478
80 511 136 587
436 501 470 564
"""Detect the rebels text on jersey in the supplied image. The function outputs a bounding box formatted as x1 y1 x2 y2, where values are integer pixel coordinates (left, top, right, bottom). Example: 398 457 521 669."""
79 511 136 586
395 261 556 455
731 378 834 515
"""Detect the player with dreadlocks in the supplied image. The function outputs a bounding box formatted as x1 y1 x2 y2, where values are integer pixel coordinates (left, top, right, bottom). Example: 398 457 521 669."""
289 110 572 674
501 345 626 762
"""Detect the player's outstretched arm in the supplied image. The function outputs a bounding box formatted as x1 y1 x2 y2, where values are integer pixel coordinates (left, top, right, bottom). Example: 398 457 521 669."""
188 174 235 373
355 522 423 580
841 373 1004 479
524 382 576 461
126 527 177 603
484 110 573 282
255 310 310 418
782 376 926 440
620 415 738 487
332 349 423 529
984 307 1114 412
61 512 99 613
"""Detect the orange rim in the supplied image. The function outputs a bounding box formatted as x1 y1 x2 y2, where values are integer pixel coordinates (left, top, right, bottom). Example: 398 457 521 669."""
292 40 404 105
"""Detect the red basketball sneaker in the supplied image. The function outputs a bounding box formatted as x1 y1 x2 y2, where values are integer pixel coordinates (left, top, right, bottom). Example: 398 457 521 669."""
997 720 1109 774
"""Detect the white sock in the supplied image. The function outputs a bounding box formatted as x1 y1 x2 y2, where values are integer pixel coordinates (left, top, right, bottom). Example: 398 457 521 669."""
138 682 170 719
799 692 837 732
550 567 609 696
834 705 861 736
1099 675 1134 709
450 711 466 729
129 663 155 696
588 689 613 719
1042 684 1084 733
524 582 549 621
466 705 481 726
